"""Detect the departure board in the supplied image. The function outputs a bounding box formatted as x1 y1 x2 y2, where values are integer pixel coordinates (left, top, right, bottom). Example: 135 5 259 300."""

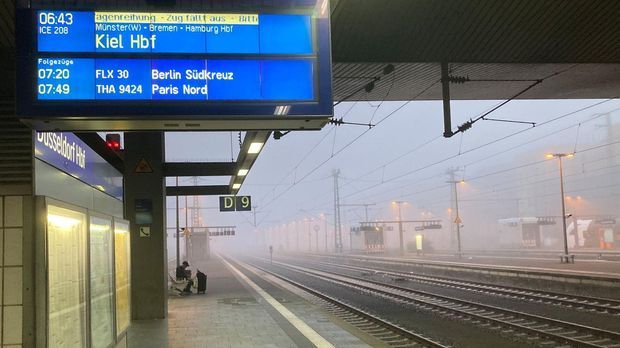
36 12 315 101
37 57 314 101
17 2 333 129
37 12 313 55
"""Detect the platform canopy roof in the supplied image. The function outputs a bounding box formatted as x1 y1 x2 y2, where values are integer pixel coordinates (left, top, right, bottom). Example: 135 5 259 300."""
0 0 619 101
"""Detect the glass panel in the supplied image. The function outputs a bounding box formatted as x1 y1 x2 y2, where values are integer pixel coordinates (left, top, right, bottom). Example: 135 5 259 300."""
47 205 88 347
114 221 131 335
89 216 114 348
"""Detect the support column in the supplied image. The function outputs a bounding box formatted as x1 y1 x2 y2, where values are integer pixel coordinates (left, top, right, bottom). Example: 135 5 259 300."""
441 62 453 138
124 132 167 320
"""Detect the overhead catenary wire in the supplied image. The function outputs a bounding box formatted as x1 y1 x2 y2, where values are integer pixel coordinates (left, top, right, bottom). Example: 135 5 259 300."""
369 139 620 206
287 100 620 219
426 181 620 210
259 95 617 226
450 64 580 135
258 79 442 214
311 102 619 209
338 99 619 202
389 139 620 208
275 140 620 228
460 161 620 204
258 99 366 204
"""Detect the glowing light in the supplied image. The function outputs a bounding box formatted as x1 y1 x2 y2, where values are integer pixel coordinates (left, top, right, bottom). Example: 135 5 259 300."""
545 154 554 159
238 169 249 176
47 214 81 228
232 183 241 189
114 228 129 235
90 223 110 232
248 142 264 154
274 105 290 116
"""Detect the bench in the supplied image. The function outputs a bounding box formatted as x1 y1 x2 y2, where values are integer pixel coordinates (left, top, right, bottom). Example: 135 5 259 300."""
168 273 191 295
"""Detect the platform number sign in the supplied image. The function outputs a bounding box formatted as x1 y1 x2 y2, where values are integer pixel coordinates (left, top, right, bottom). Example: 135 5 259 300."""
219 196 236 212
236 196 252 211
219 196 252 212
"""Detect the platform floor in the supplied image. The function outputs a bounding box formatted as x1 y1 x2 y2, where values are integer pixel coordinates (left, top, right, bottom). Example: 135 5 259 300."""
127 256 373 348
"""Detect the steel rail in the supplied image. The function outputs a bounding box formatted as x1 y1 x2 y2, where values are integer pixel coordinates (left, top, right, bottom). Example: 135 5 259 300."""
298 257 620 315
311 254 620 280
234 257 449 348
265 259 620 348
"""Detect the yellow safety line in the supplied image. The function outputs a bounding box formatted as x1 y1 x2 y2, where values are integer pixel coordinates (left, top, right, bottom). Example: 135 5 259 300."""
221 257 335 348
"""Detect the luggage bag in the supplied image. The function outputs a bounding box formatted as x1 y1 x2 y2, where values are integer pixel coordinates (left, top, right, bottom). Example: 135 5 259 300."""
196 270 207 294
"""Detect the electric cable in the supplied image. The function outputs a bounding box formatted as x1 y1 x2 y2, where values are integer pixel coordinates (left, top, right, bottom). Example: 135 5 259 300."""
338 99 619 202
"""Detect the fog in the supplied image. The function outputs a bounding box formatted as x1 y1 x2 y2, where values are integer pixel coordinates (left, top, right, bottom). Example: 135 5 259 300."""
164 99 620 260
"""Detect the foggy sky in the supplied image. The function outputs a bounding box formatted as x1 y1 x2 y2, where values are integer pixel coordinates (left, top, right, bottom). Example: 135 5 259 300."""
164 99 620 251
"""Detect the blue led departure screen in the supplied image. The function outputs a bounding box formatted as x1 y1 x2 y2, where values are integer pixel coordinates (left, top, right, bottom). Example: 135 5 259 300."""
34 10 318 102
37 12 313 55
36 57 315 101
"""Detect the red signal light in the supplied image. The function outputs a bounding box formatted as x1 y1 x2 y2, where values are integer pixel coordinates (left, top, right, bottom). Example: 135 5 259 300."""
105 134 121 151
106 140 120 150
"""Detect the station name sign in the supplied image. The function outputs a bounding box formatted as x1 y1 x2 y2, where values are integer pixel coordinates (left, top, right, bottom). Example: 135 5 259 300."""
16 2 333 129
34 132 123 199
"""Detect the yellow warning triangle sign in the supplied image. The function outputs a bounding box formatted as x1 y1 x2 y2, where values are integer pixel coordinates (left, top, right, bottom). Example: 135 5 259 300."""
135 158 154 173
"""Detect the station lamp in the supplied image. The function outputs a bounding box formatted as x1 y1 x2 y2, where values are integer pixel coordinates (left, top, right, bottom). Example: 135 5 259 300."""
247 142 264 154
232 183 241 190
545 152 575 262
237 169 249 177
105 133 121 151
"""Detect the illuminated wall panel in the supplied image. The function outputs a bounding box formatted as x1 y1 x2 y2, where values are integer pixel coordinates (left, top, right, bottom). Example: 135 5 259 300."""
114 221 131 335
89 216 114 348
47 205 88 347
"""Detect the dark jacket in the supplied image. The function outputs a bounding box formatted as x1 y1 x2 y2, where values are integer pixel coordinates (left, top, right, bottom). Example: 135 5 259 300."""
176 265 189 279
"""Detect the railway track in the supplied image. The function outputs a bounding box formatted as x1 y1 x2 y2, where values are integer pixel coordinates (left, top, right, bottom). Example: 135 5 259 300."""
237 259 449 348
294 257 620 316
258 258 620 348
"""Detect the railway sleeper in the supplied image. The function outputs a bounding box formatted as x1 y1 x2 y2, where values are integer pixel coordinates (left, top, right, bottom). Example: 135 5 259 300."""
371 330 394 336
538 340 557 346
389 343 418 348
366 328 389 334
540 327 565 333
484 313 507 319
375 333 401 340
557 330 578 336
570 334 594 340
381 334 404 341
584 338 612 344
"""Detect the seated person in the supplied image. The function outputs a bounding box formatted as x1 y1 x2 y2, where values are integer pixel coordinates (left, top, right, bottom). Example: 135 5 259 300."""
175 261 194 293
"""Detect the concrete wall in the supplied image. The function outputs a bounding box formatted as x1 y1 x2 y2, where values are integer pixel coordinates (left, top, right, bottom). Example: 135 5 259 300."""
0 195 30 348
